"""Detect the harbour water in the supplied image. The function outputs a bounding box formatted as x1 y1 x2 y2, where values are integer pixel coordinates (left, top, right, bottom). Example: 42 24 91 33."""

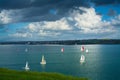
0 44 120 80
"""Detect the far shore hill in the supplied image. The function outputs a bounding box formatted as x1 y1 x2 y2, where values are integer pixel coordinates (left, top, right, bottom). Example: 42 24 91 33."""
0 39 120 45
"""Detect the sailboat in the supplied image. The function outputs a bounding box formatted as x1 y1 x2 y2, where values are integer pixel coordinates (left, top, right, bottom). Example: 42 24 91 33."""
81 46 84 52
80 55 85 63
25 48 28 52
24 61 30 71
40 55 46 65
61 48 64 52
86 49 89 53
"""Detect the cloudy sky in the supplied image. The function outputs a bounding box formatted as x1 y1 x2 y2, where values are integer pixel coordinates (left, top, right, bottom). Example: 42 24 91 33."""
0 0 120 41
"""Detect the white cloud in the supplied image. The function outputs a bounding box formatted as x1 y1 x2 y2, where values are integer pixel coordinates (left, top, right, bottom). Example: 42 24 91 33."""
12 32 32 38
11 7 118 39
0 9 23 24
28 23 38 32
27 18 72 31
69 7 116 34
0 10 12 24
26 7 115 35
111 14 120 25
38 30 60 37
43 18 72 30
25 18 71 37
73 7 102 28
118 15 120 19
80 27 115 34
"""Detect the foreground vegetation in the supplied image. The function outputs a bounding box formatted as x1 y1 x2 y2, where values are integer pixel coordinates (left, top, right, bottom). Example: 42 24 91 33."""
0 68 88 80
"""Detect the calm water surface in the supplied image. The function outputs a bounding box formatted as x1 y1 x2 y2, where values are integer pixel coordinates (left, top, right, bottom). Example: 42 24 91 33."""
0 44 120 80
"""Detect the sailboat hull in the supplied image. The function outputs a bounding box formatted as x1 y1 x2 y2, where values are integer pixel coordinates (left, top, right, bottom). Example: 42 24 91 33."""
24 62 30 71
25 67 30 70
40 61 46 65
80 60 85 63
40 55 46 65
86 49 88 53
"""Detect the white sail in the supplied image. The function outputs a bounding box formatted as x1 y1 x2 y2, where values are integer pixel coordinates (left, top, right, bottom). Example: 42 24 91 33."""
24 61 30 71
61 48 64 52
40 55 46 65
80 55 85 63
86 49 89 53
81 46 84 52
25 48 28 52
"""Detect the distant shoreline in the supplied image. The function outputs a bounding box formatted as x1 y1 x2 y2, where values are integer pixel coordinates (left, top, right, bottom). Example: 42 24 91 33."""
0 39 120 45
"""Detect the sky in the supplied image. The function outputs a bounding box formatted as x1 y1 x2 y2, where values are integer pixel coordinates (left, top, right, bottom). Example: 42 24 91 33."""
0 0 120 41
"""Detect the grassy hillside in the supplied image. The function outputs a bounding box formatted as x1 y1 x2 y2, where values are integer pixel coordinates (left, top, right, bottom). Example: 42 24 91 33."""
0 68 88 80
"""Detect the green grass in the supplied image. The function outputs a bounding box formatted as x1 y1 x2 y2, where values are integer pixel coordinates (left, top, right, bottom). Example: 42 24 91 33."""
0 68 88 80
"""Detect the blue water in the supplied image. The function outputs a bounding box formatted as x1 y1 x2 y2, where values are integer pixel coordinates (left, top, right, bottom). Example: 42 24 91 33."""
0 45 120 80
